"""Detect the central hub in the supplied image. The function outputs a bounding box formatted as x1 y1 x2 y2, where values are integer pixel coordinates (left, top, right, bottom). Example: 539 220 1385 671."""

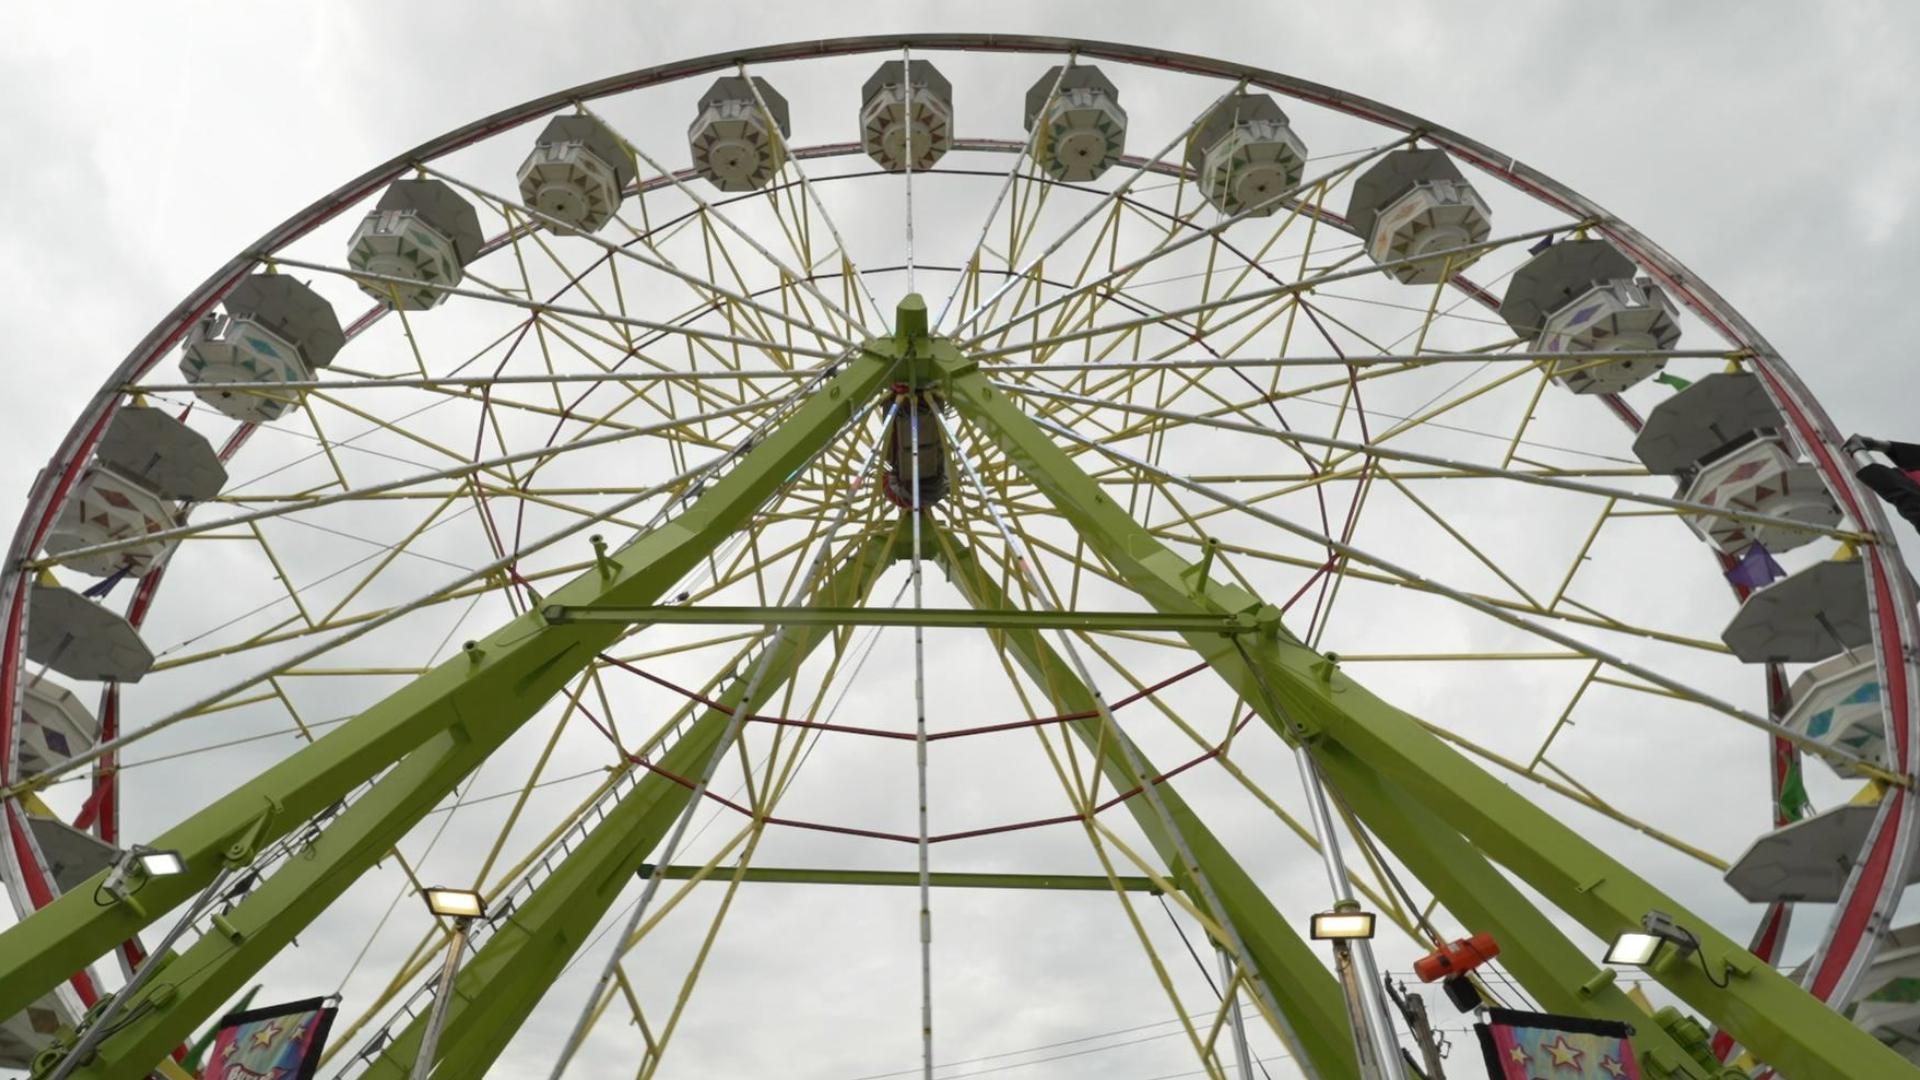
869 294 963 512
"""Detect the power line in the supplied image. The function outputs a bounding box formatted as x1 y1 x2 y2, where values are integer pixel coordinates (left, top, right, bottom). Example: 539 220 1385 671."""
837 1007 1260 1080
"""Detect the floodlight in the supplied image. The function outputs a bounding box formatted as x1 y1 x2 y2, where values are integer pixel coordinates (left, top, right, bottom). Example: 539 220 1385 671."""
1604 931 1664 968
421 886 486 920
1310 910 1377 940
1605 909 1698 968
135 848 186 878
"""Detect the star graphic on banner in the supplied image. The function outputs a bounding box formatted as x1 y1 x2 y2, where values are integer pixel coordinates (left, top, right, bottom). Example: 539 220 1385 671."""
1508 1044 1531 1067
1544 1034 1586 1071
1601 1055 1627 1078
248 1018 285 1049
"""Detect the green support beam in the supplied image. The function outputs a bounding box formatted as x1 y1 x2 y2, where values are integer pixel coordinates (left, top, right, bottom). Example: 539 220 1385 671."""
545 603 1252 635
6 349 895 1078
638 865 1161 892
354 533 896 1080
937 349 1915 1079
939 537 1361 1080
1304 741 1714 1073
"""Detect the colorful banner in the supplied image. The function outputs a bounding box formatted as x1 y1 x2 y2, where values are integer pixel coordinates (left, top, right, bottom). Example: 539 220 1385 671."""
200 996 336 1080
1475 1008 1641 1079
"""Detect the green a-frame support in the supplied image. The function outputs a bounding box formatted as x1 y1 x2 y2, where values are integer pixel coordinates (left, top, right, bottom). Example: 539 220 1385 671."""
1 300 1911 1079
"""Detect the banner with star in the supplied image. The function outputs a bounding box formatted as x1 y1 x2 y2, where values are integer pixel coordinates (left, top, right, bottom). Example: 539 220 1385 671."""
1475 1008 1641 1079
200 996 336 1080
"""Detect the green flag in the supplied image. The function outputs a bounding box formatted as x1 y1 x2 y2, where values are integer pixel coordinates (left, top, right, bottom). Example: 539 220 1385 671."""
1778 759 1811 823
1653 372 1692 392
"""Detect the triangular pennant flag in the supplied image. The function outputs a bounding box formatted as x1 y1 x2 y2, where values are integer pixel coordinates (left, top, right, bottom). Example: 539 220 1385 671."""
81 565 131 599
1725 543 1785 590
1653 372 1692 392
1778 759 1812 823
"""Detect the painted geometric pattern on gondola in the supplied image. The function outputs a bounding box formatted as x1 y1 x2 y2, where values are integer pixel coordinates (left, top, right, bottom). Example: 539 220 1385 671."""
1475 1008 1642 1079
202 997 336 1080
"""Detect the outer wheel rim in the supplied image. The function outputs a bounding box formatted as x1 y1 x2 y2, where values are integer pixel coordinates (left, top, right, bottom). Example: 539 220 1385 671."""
0 33 1910 1076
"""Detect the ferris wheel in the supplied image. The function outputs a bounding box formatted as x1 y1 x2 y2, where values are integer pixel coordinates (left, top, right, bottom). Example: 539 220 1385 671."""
2 33 1917 1079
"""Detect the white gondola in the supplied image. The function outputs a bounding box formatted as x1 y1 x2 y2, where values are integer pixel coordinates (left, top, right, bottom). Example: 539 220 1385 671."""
688 77 789 192
26 583 154 683
1632 372 1841 553
25 815 118 894
41 405 225 577
1853 924 1920 1063
16 677 98 776
1345 149 1491 284
1633 372 1786 474
0 990 69 1069
1188 93 1307 217
860 60 951 172
1501 239 1680 395
1787 653 1886 776
1681 433 1841 554
1024 65 1126 182
518 114 633 232
1725 802 1920 902
43 466 174 579
179 274 345 423
346 178 482 310
1722 558 1871 663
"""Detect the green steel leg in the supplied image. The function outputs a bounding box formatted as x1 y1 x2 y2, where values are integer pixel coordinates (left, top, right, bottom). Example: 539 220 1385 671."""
7 350 894 1078
939 537 1360 1080
938 350 1916 1080
354 533 895 1080
1306 741 1711 1076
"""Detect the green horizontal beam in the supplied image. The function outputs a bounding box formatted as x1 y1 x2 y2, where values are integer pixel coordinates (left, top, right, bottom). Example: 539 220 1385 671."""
543 604 1252 635
638 864 1161 892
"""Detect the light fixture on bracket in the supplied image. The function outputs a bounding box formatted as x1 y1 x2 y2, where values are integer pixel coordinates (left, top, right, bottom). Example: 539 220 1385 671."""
99 844 188 902
1604 909 1698 968
1309 909 1377 941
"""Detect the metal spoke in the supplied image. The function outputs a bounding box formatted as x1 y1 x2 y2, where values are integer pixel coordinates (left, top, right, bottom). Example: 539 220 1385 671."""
32 400 776 571
545 394 895 1078
576 102 869 335
937 411 1321 1075
931 62 1069 331
738 62 886 323
998 380 1871 544
1040 417 1895 780
421 164 859 349
972 223 1569 360
269 254 845 361
963 134 1415 347
947 80 1246 338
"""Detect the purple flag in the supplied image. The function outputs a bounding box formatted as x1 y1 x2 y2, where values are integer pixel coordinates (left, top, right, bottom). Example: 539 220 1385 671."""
1725 543 1785 590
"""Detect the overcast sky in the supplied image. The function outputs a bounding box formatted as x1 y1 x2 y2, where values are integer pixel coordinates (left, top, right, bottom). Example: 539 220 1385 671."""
5 4 1920 1079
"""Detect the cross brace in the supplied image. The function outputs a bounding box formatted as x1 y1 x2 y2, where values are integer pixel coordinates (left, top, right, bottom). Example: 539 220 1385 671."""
637 865 1161 892
543 603 1252 635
